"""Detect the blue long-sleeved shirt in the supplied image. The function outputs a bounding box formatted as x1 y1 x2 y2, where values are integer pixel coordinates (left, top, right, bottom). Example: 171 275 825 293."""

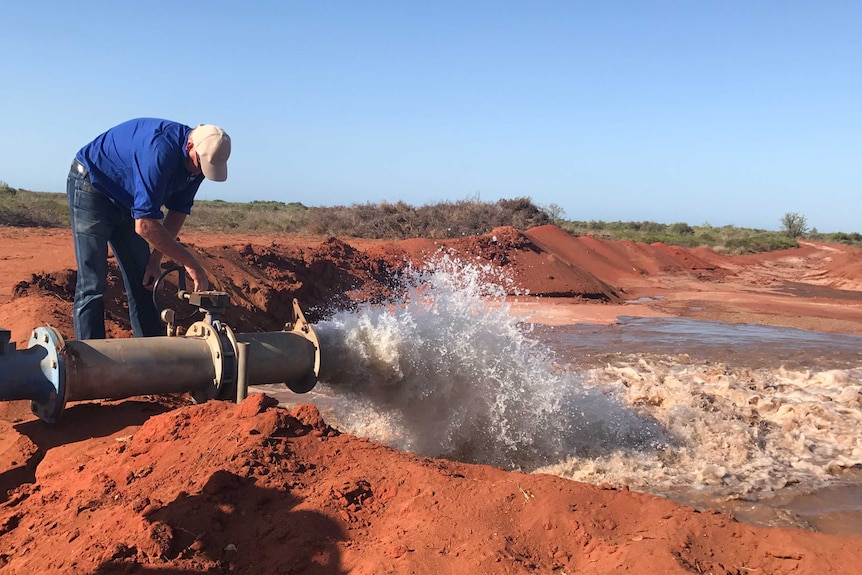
75 118 204 219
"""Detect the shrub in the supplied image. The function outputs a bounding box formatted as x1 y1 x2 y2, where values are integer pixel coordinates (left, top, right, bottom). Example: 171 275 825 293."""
669 222 694 235
1 186 858 256
780 212 808 238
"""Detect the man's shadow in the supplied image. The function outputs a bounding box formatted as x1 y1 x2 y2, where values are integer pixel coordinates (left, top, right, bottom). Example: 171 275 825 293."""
95 469 347 575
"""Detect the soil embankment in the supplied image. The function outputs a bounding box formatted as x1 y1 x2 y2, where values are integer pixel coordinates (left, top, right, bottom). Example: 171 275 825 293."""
1 225 861 574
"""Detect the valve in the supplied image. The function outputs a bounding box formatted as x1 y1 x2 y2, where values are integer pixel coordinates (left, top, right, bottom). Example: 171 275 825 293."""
0 267 322 423
153 265 232 333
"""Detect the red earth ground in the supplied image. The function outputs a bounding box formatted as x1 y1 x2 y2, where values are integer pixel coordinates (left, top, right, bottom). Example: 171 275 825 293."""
1 224 861 574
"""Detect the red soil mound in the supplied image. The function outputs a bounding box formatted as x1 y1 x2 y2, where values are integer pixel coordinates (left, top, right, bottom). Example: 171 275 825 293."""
2 225 862 573
2 395 859 574
7 225 862 344
524 224 730 289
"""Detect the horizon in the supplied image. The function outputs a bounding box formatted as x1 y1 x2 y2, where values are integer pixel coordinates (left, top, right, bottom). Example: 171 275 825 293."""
2 2 860 233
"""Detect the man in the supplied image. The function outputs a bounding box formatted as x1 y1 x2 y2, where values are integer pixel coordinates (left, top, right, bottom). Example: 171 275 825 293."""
67 118 231 340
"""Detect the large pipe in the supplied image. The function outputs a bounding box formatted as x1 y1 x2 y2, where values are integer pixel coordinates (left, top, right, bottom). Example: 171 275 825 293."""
0 299 321 423
235 332 319 394
0 328 65 422
64 330 318 401
63 336 217 401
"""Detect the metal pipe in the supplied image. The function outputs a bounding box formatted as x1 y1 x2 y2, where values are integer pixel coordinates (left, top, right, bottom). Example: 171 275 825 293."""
0 327 67 422
0 329 14 354
0 297 321 423
63 337 217 401
235 331 319 393
0 344 60 403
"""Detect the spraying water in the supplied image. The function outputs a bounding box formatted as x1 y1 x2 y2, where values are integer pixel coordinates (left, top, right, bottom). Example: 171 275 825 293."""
313 252 669 469
256 254 862 528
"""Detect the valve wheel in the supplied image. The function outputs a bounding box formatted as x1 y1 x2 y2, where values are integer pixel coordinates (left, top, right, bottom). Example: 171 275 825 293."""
152 264 202 325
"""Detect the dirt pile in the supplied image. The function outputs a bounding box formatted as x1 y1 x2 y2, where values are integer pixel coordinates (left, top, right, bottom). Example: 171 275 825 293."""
8 225 862 346
2 225 862 573
4 225 632 345
2 395 859 575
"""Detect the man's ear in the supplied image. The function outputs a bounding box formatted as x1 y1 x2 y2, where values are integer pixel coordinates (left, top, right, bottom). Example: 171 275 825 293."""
186 138 195 153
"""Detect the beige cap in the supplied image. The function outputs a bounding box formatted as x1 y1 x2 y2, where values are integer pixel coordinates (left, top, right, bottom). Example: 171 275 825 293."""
190 124 231 181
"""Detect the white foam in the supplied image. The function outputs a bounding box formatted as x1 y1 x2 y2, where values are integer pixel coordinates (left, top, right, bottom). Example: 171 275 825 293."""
314 255 664 468
308 255 862 500
541 359 862 498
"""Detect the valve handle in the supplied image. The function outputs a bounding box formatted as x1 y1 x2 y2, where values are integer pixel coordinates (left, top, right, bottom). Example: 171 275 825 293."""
152 264 201 325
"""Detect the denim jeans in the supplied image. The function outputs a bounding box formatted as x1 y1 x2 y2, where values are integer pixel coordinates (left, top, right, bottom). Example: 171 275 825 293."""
66 162 162 339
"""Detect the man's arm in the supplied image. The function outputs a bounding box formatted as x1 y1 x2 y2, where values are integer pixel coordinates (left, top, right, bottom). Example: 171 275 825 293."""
151 209 187 256
137 213 209 291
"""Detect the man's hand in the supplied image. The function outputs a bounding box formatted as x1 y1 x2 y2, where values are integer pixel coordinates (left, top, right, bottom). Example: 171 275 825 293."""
135 216 210 291
185 263 210 292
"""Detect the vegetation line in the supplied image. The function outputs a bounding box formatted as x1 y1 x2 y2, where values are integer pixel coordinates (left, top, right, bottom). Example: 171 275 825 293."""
1 182 859 255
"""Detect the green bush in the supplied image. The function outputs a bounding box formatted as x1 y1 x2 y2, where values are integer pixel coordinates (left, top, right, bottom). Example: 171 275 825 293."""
807 231 862 247
559 220 801 254
722 233 797 254
780 212 809 238
0 190 68 227
2 185 859 255
669 222 694 235
0 181 17 195
300 197 551 239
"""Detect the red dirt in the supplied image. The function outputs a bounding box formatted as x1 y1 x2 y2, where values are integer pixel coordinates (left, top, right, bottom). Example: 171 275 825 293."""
1 225 861 574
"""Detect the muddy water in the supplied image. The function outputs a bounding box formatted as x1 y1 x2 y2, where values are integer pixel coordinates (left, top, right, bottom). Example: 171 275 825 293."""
545 316 862 371
252 258 862 535
531 318 862 535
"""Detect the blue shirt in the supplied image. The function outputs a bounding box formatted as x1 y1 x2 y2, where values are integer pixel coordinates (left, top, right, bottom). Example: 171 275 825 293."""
76 118 204 219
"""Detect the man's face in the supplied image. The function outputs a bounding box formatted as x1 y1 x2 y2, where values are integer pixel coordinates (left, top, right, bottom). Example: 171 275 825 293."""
186 147 203 176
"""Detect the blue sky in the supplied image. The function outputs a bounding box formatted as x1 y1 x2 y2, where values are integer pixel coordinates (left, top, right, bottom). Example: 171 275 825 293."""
1 1 859 232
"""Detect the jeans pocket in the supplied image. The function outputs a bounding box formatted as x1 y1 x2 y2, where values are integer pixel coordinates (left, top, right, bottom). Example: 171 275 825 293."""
70 187 118 237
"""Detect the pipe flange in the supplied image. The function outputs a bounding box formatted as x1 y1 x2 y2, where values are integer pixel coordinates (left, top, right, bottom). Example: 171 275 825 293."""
219 323 239 401
186 321 227 403
286 299 320 393
28 326 66 423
